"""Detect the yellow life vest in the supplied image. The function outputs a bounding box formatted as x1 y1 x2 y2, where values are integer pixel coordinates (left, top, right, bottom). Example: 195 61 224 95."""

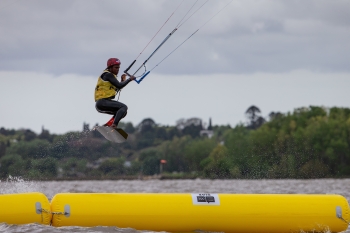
94 70 119 102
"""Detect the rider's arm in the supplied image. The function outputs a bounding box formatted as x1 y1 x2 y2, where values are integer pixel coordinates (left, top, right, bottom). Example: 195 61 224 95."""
102 73 132 89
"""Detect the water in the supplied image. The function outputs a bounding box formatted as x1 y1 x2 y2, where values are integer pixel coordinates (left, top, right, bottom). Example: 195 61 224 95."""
1 178 350 232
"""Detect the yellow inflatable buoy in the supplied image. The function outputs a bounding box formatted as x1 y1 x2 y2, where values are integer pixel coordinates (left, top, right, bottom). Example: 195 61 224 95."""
0 192 51 225
51 193 350 233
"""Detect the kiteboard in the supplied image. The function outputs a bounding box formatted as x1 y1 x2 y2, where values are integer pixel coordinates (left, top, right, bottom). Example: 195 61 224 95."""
95 117 128 143
95 126 128 143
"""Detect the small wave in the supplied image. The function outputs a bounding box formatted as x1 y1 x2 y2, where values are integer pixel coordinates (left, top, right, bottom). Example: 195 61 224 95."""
0 223 158 233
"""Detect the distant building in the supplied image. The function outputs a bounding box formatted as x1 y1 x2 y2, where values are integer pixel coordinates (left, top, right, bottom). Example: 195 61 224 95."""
83 122 90 132
200 118 214 138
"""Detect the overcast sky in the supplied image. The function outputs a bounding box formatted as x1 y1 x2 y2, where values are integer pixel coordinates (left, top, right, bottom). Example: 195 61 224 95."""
0 0 349 134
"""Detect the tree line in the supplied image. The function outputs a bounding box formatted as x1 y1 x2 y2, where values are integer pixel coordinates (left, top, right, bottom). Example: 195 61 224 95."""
0 105 349 180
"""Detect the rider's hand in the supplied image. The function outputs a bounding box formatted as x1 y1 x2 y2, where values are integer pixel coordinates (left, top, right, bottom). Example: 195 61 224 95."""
129 75 136 81
121 74 127 81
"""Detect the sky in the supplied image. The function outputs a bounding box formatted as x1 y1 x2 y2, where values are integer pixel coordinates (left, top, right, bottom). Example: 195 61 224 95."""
0 0 349 134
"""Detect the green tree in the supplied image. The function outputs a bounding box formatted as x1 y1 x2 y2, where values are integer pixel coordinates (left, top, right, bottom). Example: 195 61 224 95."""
6 139 50 159
245 105 265 129
0 154 26 178
38 127 54 142
224 125 252 177
158 136 190 172
136 118 157 149
184 138 216 171
28 157 57 179
23 129 37 141
202 145 231 179
139 149 161 175
62 157 87 177
99 157 125 176
299 160 330 178
0 134 7 158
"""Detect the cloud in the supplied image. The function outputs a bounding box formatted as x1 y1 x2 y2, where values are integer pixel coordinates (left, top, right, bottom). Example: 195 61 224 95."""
0 0 349 76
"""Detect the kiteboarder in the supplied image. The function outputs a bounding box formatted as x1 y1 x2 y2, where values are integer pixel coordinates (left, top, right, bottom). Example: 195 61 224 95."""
95 58 135 130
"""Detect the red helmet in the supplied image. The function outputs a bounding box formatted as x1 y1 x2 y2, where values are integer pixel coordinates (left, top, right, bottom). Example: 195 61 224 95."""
107 58 121 67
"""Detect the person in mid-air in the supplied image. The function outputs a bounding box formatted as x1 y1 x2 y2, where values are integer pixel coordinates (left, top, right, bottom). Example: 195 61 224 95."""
94 58 135 130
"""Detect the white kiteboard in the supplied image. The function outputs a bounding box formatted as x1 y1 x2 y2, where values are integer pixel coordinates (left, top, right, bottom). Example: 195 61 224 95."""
95 126 128 143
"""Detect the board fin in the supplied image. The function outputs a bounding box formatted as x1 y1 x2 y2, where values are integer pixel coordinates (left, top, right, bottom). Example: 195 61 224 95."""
116 128 128 139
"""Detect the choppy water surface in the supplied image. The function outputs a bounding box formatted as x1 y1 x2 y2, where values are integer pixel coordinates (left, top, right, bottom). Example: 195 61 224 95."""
1 178 350 233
